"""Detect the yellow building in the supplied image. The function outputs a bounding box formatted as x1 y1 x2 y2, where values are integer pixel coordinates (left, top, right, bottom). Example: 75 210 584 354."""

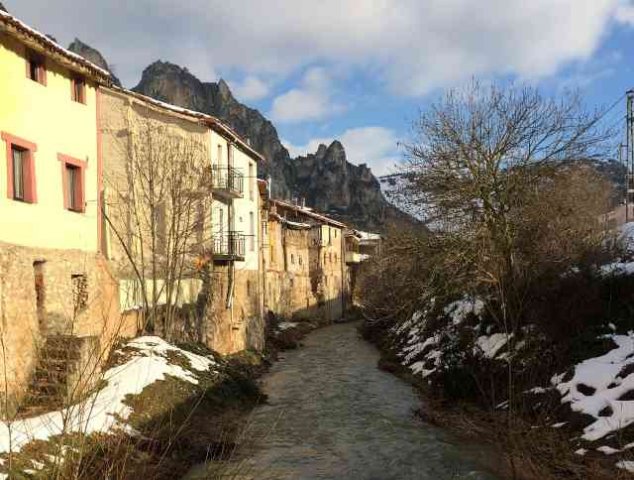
0 11 122 407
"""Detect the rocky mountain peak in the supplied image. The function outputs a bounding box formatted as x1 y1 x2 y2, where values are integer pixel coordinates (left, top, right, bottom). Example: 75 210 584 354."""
131 60 417 230
325 140 347 164
67 38 121 86
0 2 7 13
216 78 233 100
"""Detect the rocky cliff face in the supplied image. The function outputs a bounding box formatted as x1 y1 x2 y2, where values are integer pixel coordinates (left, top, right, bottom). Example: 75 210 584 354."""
67 38 122 87
294 141 406 229
133 61 295 199
132 61 413 231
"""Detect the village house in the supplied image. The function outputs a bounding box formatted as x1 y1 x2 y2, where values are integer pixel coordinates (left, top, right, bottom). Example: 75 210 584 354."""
99 86 265 354
262 197 348 323
0 11 122 408
208 113 265 353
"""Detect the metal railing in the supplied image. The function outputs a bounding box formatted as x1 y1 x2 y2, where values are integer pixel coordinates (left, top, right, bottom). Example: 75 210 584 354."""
211 166 244 197
213 232 245 260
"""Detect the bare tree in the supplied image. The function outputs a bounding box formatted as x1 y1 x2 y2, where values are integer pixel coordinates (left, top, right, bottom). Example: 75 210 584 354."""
104 122 212 341
385 81 615 410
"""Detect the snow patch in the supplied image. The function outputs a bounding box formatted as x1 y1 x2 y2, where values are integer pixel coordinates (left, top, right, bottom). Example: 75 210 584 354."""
555 333 634 441
0 336 216 454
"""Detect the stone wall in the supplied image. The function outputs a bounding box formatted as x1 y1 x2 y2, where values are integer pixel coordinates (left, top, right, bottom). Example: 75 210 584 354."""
0 242 129 404
207 264 264 354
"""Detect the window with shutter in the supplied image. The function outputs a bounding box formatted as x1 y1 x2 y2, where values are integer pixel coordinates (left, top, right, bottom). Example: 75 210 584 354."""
26 52 46 85
2 133 37 204
58 154 86 212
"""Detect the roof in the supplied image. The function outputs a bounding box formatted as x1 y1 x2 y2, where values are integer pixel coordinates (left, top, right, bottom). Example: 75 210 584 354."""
106 87 265 163
272 199 347 229
270 212 311 230
0 10 111 84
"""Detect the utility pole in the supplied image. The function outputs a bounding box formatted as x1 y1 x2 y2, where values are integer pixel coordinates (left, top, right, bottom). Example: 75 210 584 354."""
626 90 634 223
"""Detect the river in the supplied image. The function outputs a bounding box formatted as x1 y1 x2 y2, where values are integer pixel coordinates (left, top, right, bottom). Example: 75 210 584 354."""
187 321 501 480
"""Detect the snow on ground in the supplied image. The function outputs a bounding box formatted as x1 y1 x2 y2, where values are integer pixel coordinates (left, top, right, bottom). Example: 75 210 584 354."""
277 322 298 331
617 460 634 473
599 262 634 277
443 296 484 325
0 336 217 454
475 333 510 359
553 333 634 442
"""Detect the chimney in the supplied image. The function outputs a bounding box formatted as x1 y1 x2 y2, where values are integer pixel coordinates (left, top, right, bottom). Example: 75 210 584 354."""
301 198 306 208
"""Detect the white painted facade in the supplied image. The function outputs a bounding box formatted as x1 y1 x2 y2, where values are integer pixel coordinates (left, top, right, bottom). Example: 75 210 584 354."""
209 129 259 271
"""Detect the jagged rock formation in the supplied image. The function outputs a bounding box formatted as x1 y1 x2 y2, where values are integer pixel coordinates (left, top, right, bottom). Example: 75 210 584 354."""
132 61 415 230
132 61 295 199
68 38 121 87
0 2 7 13
294 141 405 229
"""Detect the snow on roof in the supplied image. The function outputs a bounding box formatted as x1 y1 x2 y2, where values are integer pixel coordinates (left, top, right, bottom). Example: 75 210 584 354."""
109 87 264 162
270 212 311 229
272 199 347 228
357 231 382 244
0 10 111 82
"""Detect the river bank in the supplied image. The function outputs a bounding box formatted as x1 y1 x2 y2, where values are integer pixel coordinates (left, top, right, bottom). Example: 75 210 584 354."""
359 319 628 480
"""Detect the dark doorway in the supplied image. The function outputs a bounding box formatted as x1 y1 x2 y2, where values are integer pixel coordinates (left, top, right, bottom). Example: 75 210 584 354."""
33 260 46 329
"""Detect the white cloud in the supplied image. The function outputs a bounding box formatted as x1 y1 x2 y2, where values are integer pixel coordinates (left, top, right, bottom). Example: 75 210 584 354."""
284 126 400 176
6 0 624 94
615 0 634 25
228 76 270 101
270 67 343 123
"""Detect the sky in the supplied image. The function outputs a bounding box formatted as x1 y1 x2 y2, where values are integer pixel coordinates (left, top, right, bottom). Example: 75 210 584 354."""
7 0 634 176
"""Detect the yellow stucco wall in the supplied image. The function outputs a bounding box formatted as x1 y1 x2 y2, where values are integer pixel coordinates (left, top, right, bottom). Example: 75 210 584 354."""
0 35 100 252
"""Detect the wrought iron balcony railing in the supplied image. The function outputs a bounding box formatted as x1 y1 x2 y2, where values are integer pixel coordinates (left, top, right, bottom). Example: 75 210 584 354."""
211 166 244 199
213 232 245 261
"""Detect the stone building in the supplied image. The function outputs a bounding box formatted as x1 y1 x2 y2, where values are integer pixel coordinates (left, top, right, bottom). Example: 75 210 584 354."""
100 87 265 354
0 11 125 406
262 198 348 323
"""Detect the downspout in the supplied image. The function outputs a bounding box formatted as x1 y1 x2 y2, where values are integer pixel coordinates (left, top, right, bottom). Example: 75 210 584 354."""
341 230 345 316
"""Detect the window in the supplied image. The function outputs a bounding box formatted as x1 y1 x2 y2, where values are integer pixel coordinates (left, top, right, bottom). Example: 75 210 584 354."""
299 256 303 266
26 51 46 85
2 133 37 203
58 154 86 212
249 211 255 251
217 145 223 165
291 253 295 264
12 146 26 201
71 76 86 103
65 164 81 210
248 163 254 201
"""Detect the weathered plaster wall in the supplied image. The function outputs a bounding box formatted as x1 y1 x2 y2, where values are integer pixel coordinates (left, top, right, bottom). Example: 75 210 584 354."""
0 242 127 403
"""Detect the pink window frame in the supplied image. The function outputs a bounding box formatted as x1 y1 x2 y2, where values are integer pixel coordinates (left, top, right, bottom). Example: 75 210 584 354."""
1 132 38 203
58 154 87 213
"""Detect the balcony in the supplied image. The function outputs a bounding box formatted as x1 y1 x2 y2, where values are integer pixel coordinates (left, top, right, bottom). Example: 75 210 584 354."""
211 166 244 199
213 232 245 262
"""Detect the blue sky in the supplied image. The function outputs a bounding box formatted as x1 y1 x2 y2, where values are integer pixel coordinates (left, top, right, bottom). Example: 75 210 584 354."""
8 0 634 176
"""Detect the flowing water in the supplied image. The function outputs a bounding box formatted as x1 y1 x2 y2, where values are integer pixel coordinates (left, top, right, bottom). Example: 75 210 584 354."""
187 322 501 480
